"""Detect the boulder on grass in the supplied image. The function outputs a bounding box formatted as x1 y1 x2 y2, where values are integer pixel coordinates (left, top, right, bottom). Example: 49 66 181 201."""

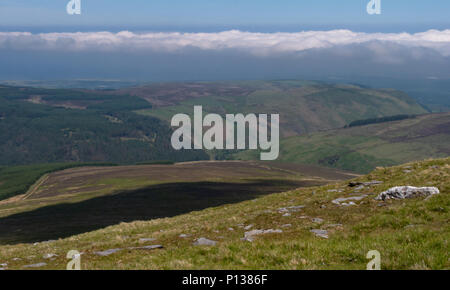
376 186 439 201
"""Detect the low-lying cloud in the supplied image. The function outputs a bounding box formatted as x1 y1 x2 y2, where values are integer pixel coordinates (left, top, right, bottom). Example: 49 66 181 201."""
1 29 450 58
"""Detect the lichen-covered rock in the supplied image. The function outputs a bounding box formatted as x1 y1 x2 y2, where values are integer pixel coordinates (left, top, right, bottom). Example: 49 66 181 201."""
193 238 217 246
376 186 440 201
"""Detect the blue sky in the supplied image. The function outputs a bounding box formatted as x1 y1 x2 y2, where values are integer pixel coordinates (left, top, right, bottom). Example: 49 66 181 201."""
0 0 449 32
0 1 449 82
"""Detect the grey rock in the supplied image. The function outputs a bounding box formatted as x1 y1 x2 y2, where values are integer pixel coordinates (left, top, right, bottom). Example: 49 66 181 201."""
193 238 217 246
376 186 440 201
139 238 157 242
0 263 7 267
12 258 21 261
278 205 305 213
0 268 5 270
23 262 47 268
281 224 292 228
243 229 283 242
349 181 383 187
94 248 122 256
312 218 324 223
310 229 328 239
43 253 57 259
332 194 368 205
282 213 291 217
244 224 253 230
129 245 163 250
228 227 234 231
179 234 190 238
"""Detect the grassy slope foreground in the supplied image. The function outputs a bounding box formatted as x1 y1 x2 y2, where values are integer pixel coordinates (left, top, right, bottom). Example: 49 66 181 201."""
0 161 353 244
236 112 450 173
0 158 448 270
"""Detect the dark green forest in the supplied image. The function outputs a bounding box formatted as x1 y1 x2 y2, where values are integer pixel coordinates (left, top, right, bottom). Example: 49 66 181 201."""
0 86 208 166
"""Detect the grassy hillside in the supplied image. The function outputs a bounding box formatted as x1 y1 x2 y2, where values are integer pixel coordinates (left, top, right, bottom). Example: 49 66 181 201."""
0 161 355 244
235 113 450 173
0 158 447 270
0 162 119 201
134 81 428 137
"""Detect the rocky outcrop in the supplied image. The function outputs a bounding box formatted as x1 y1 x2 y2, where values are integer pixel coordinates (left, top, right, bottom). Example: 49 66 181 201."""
376 186 440 201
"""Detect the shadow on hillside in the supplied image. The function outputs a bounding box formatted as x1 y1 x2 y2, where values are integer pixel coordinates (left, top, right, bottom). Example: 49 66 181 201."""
0 179 320 245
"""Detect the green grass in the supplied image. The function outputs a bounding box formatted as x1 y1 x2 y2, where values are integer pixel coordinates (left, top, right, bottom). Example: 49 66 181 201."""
0 158 448 269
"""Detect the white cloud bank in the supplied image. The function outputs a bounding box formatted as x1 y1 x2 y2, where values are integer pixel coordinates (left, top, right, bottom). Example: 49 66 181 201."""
1 29 450 57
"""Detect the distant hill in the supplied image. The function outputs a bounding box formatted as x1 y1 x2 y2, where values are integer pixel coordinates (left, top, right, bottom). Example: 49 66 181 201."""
132 81 428 137
236 113 450 173
0 81 429 166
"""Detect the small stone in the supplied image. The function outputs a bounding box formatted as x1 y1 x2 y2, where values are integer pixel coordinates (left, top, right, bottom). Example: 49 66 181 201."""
12 258 21 261
312 218 324 223
310 229 328 239
349 181 383 187
244 224 253 230
278 205 305 213
139 238 156 242
129 245 163 250
23 262 47 268
193 238 217 246
243 229 283 242
0 263 7 267
179 234 189 238
283 213 291 217
94 248 122 256
281 224 292 228
228 228 234 231
43 253 57 259
332 195 367 205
